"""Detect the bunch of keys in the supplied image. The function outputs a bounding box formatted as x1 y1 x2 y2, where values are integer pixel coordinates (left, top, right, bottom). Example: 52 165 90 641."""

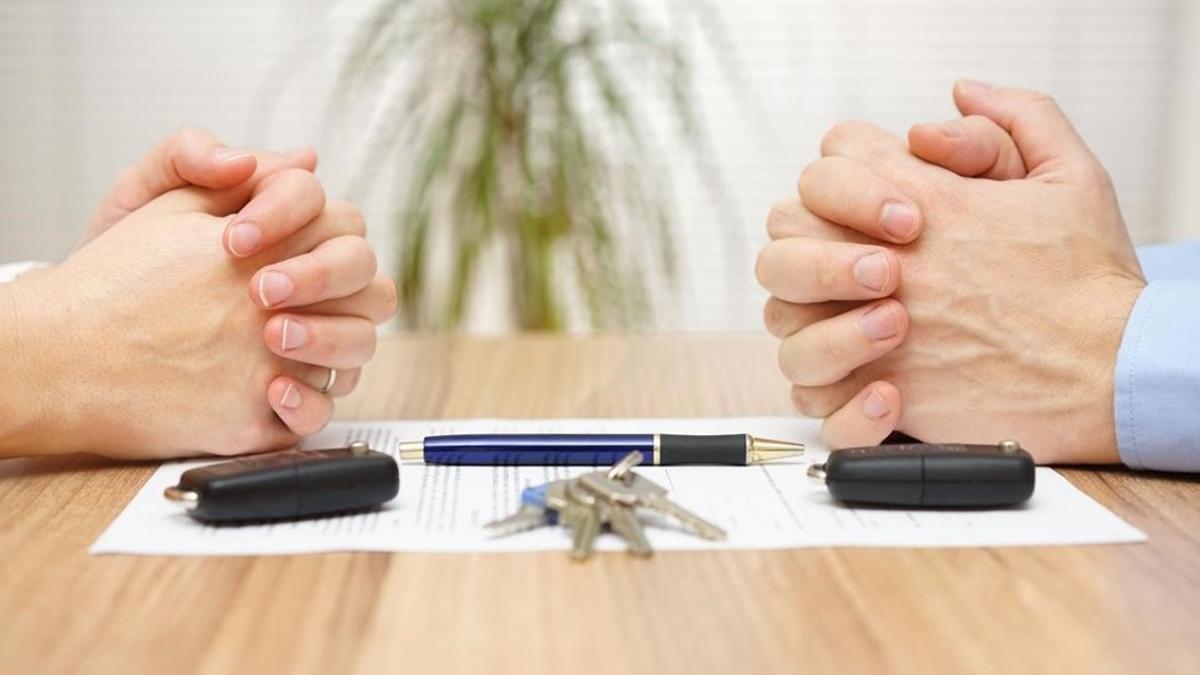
484 451 726 560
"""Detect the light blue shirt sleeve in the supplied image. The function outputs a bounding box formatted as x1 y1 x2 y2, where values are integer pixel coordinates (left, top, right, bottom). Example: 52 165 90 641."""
1114 240 1200 472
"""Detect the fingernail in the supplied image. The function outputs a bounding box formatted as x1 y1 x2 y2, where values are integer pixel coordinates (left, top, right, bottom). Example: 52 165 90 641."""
211 147 252 165
859 304 898 341
880 202 919 241
852 252 892 292
257 270 293 307
279 384 301 409
940 121 965 138
279 317 308 351
959 79 994 96
863 391 891 419
227 222 262 257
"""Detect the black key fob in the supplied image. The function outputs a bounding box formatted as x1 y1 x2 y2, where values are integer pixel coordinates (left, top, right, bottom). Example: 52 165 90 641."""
164 442 399 523
808 440 1035 507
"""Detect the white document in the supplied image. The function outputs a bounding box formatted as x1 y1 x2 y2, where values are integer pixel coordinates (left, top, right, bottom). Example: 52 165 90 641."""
91 417 1145 556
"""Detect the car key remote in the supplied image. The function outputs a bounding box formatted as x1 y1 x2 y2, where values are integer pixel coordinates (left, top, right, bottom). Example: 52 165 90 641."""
164 442 399 522
807 440 1035 507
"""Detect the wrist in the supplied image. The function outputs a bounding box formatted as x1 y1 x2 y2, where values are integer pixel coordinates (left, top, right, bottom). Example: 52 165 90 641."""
1069 275 1146 464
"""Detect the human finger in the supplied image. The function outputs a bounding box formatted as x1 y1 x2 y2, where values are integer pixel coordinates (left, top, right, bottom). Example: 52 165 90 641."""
820 381 903 448
249 235 377 310
777 299 908 387
223 168 327 258
799 157 922 243
302 275 399 324
89 128 254 230
134 145 317 220
756 238 902 303
254 199 368 262
789 377 865 419
763 297 857 340
267 375 334 437
952 79 1099 180
263 314 378 370
908 115 1027 180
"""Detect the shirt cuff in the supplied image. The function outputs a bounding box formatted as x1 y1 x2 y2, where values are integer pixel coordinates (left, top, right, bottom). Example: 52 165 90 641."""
1137 240 1200 281
1115 280 1200 472
0 261 48 284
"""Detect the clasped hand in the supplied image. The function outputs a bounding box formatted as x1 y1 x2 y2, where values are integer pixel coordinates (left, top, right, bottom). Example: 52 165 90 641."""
4 129 396 458
756 81 1146 463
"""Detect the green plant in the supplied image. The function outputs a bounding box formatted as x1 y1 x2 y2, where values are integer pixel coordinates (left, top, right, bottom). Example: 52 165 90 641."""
335 0 726 330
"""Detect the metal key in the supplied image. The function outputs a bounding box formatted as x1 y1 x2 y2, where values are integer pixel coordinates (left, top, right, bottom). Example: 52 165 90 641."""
607 450 644 480
606 501 653 556
483 502 549 537
579 472 727 541
480 480 554 533
564 480 608 560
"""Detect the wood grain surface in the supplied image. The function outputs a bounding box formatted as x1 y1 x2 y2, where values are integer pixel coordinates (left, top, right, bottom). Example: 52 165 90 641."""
2 334 1199 675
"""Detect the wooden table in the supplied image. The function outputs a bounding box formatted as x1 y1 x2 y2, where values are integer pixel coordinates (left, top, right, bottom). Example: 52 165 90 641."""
3 335 1199 675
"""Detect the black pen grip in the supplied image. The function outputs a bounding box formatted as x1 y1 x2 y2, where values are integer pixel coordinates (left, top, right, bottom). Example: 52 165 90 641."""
659 434 747 465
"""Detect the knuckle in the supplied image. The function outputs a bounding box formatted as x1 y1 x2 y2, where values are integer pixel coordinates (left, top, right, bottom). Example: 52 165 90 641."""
1082 162 1116 194
820 123 852 154
763 297 793 338
812 250 842 292
1024 90 1060 110
113 165 140 190
360 245 379 279
282 167 326 199
791 386 833 418
329 200 367 237
363 331 378 360
766 199 798 238
754 245 776 289
815 326 849 368
307 261 331 297
379 276 400 319
797 161 821 198
170 126 207 147
820 121 873 154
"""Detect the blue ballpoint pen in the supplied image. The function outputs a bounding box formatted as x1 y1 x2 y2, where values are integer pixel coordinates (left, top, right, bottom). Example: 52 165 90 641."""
398 433 804 466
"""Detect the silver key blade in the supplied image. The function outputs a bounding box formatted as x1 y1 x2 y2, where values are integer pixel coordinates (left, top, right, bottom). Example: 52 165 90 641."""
483 503 549 537
641 493 727 541
607 502 653 557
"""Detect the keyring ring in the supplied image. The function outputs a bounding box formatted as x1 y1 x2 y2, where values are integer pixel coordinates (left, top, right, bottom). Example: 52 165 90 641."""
319 368 338 395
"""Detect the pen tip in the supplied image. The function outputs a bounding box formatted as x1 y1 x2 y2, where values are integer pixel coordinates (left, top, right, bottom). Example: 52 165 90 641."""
399 440 424 462
748 437 805 464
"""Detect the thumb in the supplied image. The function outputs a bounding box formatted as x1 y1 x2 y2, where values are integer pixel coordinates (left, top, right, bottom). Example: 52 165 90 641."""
86 128 256 236
952 79 1099 181
908 114 1027 180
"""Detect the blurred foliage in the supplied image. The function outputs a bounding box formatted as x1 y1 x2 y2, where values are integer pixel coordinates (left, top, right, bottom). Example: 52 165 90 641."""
335 0 728 330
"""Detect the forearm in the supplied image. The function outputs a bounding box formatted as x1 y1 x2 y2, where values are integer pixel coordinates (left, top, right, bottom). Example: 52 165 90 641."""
0 273 77 457
0 280 46 456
